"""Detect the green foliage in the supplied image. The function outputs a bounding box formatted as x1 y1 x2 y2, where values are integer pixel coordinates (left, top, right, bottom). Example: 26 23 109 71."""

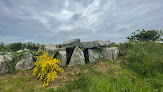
11 51 25 70
117 42 133 56
6 42 24 51
119 42 163 77
47 88 55 92
1 42 163 92
0 42 11 52
56 45 60 48
0 42 6 51
65 76 89 92
1 60 162 92
127 29 163 42
4 51 25 71
25 42 40 51
24 85 34 92
0 42 40 52
57 65 161 92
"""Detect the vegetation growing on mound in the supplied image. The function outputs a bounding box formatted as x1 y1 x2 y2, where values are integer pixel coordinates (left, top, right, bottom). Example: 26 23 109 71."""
0 42 162 92
118 42 163 77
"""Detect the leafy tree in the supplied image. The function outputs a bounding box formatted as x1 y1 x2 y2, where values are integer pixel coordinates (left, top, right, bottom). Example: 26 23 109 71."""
0 42 6 51
127 29 163 42
25 42 40 51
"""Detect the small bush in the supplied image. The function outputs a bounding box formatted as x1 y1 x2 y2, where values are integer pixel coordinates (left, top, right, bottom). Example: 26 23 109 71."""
33 50 64 87
25 42 40 51
6 42 24 51
0 42 6 51
0 42 11 52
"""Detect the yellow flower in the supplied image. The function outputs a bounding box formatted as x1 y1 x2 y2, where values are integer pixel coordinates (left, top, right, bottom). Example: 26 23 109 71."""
33 50 64 87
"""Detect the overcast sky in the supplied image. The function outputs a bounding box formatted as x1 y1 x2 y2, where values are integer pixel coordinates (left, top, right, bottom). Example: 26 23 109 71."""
0 0 163 44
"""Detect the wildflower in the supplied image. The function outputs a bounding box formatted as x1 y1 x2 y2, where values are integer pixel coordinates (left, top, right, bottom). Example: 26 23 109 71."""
33 50 64 87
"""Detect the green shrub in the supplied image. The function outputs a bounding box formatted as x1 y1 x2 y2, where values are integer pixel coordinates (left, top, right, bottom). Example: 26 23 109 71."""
6 42 24 51
25 42 40 51
0 42 10 52
0 42 5 51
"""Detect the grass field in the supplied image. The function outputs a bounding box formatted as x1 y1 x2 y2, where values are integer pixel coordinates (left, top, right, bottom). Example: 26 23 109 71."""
0 42 163 92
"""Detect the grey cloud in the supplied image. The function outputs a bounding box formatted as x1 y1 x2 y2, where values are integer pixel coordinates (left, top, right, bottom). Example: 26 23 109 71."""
0 0 163 44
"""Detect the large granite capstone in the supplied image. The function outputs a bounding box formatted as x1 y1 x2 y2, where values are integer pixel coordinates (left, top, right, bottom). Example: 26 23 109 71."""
80 40 111 48
61 38 80 48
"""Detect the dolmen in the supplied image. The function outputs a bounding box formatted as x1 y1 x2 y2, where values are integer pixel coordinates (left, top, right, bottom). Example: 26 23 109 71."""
0 38 119 74
41 38 119 67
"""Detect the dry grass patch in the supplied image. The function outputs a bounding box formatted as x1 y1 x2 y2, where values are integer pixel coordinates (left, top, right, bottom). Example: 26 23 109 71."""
49 66 89 90
93 61 110 73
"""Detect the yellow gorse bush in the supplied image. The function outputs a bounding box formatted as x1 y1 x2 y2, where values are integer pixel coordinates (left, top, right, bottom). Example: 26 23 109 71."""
33 50 64 87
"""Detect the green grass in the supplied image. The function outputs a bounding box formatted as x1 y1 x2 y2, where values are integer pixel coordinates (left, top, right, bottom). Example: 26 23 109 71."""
0 42 162 92
119 42 163 76
0 70 46 92
56 61 163 92
0 61 162 92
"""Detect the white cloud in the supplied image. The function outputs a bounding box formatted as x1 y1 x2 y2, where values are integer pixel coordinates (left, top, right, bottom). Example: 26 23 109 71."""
57 25 74 31
44 9 74 21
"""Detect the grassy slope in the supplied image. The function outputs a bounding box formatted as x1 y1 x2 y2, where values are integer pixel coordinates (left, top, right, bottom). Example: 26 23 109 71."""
0 42 163 92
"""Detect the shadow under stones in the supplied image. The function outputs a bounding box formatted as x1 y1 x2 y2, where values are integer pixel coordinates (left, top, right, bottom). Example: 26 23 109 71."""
66 47 75 65
84 49 89 64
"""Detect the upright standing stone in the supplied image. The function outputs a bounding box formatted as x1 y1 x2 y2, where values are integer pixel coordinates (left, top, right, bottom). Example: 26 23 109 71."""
68 46 85 66
88 49 103 63
0 54 13 74
57 51 67 67
109 47 119 61
102 47 119 62
102 47 113 62
15 51 34 70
